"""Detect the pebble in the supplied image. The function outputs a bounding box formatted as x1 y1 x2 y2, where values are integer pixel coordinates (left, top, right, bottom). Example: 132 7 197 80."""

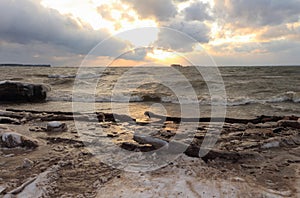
4 154 15 158
261 141 280 149
246 123 255 129
107 133 119 138
22 158 34 168
273 127 284 133
40 166 47 172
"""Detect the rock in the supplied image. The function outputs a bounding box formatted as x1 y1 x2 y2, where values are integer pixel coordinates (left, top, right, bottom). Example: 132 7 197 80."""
261 141 280 149
0 81 50 102
0 132 38 148
120 142 154 152
273 127 284 133
246 123 255 129
0 117 20 124
133 134 168 149
22 158 34 168
231 123 247 131
278 120 300 129
160 130 176 138
46 121 67 132
184 146 258 162
4 154 15 158
0 185 6 194
255 122 278 128
107 133 119 138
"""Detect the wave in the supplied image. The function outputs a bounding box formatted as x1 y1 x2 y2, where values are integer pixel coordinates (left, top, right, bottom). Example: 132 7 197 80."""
47 91 300 105
266 91 300 103
48 74 76 79
226 91 300 106
48 73 104 79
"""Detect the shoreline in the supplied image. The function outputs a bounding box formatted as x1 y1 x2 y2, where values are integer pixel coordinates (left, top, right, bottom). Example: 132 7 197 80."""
0 108 299 197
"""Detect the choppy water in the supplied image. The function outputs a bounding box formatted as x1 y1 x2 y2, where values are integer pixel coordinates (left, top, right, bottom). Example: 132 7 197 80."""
0 66 299 118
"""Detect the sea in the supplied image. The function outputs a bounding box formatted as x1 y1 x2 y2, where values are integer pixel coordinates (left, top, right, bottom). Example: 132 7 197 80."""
0 66 299 119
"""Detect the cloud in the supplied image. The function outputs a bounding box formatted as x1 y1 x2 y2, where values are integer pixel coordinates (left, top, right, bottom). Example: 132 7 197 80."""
262 39 300 53
208 41 300 66
183 2 212 21
258 24 300 41
155 21 209 52
0 0 128 57
214 0 300 27
120 48 149 61
0 40 84 66
122 0 177 21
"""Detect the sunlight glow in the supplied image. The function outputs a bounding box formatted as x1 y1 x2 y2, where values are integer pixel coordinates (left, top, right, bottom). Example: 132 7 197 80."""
147 49 179 62
41 0 112 30
41 0 158 35
211 34 256 46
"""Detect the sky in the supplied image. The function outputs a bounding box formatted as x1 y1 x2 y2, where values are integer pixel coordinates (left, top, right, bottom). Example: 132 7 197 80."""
0 0 300 66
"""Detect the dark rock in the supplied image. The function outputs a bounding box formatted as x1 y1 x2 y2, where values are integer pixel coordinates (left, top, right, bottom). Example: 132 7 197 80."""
120 142 155 152
278 120 300 129
0 117 20 125
273 127 284 133
107 133 119 138
133 134 168 149
184 145 258 162
0 81 50 102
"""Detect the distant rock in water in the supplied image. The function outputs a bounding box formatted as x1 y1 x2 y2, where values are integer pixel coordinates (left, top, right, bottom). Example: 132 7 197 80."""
0 81 50 102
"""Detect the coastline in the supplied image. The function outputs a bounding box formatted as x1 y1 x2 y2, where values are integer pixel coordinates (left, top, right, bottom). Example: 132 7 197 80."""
0 107 299 197
0 66 299 197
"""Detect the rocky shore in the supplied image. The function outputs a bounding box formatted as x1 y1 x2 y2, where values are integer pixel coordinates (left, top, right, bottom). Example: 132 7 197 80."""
0 107 299 197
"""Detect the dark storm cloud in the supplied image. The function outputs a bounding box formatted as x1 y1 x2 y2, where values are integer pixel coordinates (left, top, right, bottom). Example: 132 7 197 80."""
183 1 212 21
0 40 84 66
155 21 209 52
214 0 300 27
0 0 128 56
122 0 177 21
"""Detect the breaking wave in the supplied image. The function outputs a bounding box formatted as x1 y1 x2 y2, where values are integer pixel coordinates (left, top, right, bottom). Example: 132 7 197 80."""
47 91 300 106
